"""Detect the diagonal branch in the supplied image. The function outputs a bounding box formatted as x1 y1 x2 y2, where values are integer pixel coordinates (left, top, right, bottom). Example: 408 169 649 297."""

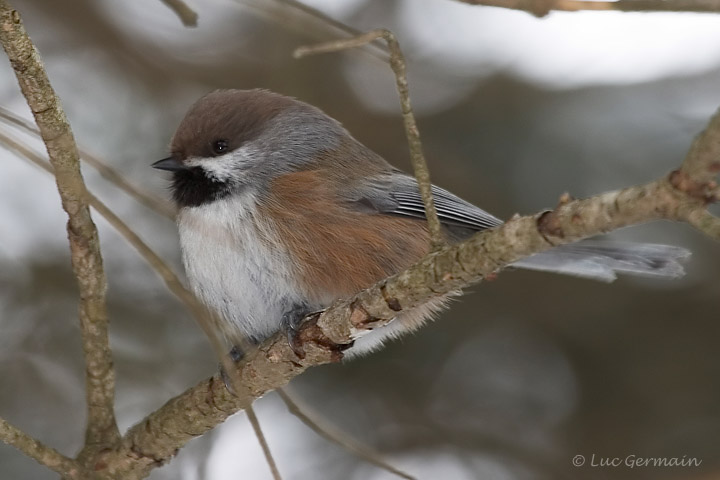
295 29 446 250
0 417 95 480
0 0 119 451
245 406 282 480
276 388 415 479
95 164 714 479
0 106 176 219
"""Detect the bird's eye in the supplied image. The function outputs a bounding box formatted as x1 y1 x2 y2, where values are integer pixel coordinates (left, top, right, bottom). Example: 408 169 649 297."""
211 139 229 155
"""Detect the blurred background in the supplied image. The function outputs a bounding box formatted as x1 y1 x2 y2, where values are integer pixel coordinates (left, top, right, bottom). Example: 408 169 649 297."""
1 0 719 478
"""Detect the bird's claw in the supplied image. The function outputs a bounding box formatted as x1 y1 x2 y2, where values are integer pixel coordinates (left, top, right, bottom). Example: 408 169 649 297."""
282 304 322 359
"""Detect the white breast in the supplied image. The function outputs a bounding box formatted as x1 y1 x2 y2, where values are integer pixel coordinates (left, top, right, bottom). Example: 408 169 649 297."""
177 191 304 343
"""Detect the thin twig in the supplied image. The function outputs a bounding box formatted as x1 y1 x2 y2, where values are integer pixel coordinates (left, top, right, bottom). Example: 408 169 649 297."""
160 0 198 27
0 1 119 451
276 388 415 480
276 0 387 54
239 0 388 62
0 107 176 219
0 417 95 480
453 0 720 17
294 29 446 250
245 406 282 480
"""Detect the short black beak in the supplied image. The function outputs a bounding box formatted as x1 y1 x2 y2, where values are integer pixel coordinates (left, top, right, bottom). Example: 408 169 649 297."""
152 156 187 172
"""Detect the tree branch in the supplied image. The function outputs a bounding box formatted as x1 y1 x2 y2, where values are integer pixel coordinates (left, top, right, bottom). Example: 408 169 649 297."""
159 0 198 27
0 417 95 480
93 164 715 478
295 29 446 250
452 0 720 18
245 406 282 480
240 0 389 62
0 0 119 452
0 106 176 219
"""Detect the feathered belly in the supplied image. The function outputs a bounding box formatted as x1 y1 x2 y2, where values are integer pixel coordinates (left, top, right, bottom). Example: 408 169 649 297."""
177 195 305 343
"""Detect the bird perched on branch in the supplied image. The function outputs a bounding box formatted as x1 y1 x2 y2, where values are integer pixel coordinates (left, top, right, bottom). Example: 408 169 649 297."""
153 89 689 357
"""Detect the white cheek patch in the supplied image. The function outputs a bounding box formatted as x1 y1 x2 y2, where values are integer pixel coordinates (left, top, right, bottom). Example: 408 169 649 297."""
185 145 258 183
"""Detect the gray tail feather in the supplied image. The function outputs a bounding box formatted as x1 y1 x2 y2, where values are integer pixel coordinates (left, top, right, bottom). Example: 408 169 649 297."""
511 241 691 282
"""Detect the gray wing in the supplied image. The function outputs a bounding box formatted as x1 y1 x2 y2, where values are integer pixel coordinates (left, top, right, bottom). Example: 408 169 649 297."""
344 172 690 281
348 172 503 231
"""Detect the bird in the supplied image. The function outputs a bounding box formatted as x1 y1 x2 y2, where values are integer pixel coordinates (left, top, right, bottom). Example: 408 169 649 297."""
152 88 690 357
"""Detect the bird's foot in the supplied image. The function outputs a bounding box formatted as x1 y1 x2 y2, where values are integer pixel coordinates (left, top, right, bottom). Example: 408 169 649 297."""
281 303 320 359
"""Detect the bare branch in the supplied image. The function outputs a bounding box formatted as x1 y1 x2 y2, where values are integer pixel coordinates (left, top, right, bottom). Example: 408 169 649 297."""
160 0 198 27
276 388 415 480
295 29 446 250
452 0 720 18
245 406 282 480
0 417 95 480
239 0 389 62
0 106 176 219
95 164 712 479
0 1 118 450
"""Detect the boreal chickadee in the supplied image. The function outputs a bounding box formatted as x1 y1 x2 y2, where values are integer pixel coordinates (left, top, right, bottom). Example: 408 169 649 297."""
153 89 690 356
